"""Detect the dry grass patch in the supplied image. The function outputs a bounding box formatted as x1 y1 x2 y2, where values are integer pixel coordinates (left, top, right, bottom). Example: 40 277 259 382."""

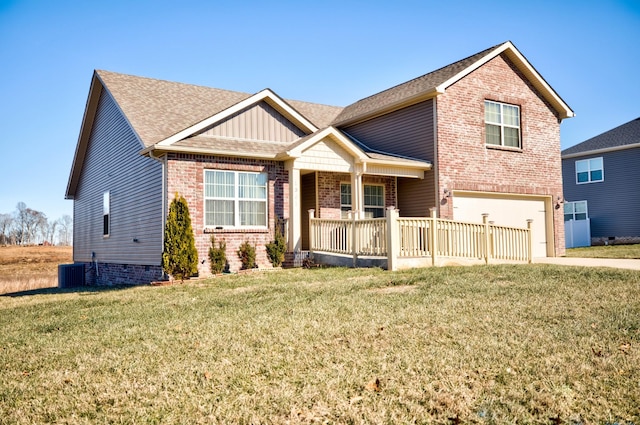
1 265 639 424
0 245 72 294
566 243 640 259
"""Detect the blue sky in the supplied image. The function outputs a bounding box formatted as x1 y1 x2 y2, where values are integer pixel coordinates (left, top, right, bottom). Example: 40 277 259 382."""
0 0 639 221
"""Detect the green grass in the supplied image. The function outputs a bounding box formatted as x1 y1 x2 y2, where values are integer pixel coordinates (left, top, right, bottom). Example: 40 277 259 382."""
566 243 640 259
1 265 639 424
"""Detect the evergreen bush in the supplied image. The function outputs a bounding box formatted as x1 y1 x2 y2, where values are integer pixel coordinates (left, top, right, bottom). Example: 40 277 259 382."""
237 240 256 270
162 193 198 281
208 235 227 274
265 227 287 267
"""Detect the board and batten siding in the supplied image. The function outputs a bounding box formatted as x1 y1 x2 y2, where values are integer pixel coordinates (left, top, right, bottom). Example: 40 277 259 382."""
562 147 640 239
73 90 163 265
200 101 306 142
341 99 436 216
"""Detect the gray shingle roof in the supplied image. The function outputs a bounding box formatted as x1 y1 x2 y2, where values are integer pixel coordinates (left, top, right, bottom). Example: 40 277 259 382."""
332 43 504 125
562 117 640 156
96 70 343 147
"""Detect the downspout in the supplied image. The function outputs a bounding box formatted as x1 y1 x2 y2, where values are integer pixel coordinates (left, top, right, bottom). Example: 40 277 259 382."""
148 148 167 260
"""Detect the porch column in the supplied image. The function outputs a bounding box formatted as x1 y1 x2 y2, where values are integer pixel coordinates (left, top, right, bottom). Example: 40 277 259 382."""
286 162 301 252
352 164 364 219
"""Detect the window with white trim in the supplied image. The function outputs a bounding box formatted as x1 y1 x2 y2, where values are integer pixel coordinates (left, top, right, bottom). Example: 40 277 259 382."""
485 100 521 148
564 201 588 221
575 157 603 184
204 170 267 227
340 183 385 218
103 191 110 237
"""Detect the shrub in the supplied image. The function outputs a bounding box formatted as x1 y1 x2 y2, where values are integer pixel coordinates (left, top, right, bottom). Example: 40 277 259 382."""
237 240 256 270
265 227 287 267
208 235 227 274
162 193 198 281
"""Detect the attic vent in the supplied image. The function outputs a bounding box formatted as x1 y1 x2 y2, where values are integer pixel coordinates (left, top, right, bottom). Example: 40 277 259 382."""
58 264 85 288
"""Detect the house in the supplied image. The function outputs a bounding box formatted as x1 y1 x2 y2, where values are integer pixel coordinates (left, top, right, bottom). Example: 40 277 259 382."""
66 41 574 285
561 117 640 246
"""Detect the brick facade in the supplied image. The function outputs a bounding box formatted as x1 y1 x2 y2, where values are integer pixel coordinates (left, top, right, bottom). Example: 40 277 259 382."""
436 53 565 256
166 153 289 275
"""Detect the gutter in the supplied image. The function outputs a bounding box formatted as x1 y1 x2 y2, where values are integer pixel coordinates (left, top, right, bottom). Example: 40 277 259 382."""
562 142 640 159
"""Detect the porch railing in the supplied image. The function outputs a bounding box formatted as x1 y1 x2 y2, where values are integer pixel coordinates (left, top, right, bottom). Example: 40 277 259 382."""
309 208 532 270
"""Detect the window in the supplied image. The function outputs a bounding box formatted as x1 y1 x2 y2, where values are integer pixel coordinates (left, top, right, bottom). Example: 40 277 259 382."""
340 183 351 219
204 170 267 227
485 100 521 148
103 191 110 237
575 157 603 184
564 201 588 221
340 183 385 218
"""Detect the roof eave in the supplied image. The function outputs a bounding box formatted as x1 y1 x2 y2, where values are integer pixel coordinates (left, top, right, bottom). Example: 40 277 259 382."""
562 142 640 159
141 144 279 160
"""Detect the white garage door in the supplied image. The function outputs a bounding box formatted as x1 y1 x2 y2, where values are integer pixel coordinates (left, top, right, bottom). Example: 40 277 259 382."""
453 194 549 258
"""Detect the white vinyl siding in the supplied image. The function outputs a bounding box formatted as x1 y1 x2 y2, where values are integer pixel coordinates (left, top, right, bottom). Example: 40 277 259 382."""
575 157 603 184
204 170 267 228
485 100 521 148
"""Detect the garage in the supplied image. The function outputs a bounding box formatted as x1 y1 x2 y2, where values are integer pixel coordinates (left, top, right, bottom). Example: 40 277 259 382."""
452 192 552 258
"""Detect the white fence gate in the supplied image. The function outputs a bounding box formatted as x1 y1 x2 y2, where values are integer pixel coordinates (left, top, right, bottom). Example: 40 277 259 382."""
565 218 591 248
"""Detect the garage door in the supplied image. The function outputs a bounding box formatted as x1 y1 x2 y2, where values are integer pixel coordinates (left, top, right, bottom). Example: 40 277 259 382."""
452 194 549 258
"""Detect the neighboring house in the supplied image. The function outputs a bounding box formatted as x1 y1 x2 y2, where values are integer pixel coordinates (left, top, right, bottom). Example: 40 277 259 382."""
562 117 640 246
66 41 574 285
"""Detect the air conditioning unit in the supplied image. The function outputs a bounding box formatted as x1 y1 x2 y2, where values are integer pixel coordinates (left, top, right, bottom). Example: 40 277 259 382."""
58 264 85 288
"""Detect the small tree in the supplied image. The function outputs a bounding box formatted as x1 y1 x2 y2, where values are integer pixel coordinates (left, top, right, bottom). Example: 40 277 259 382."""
237 240 256 270
208 235 227 274
265 227 287 267
162 193 198 281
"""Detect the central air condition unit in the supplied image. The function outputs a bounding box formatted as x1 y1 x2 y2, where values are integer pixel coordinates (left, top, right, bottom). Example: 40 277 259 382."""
58 264 85 288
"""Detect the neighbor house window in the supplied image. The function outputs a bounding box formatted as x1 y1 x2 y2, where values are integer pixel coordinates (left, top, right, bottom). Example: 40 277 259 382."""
103 191 110 237
340 183 385 218
204 170 267 227
485 100 521 148
575 157 603 184
564 201 588 221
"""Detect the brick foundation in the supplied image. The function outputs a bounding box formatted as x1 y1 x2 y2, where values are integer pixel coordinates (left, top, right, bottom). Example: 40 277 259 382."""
80 262 165 286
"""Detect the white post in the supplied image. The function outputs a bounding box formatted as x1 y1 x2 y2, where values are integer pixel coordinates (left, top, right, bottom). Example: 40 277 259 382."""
308 209 315 254
482 213 490 264
527 219 533 264
429 207 437 266
386 206 399 271
286 163 301 252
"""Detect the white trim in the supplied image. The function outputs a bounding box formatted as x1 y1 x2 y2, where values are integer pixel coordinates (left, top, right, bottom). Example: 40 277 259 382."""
575 157 604 184
141 144 279 159
203 169 269 229
157 89 318 147
562 142 640 159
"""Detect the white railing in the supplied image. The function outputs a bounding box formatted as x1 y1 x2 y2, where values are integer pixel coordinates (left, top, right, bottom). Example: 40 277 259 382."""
309 208 532 270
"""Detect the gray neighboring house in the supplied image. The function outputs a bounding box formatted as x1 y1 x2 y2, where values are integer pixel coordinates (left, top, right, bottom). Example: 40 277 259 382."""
561 117 640 245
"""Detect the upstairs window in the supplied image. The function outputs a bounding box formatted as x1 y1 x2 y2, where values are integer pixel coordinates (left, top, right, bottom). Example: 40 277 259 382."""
204 170 267 228
575 157 603 184
485 100 521 148
103 191 110 237
564 201 588 221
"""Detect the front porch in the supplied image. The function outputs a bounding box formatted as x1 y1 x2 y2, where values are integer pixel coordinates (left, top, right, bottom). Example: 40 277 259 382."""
306 208 533 270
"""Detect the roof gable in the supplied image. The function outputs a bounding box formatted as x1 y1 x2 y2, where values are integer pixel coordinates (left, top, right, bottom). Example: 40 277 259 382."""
562 117 640 158
333 41 574 126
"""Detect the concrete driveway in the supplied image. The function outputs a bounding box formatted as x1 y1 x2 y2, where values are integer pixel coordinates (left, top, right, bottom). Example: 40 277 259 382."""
534 257 640 271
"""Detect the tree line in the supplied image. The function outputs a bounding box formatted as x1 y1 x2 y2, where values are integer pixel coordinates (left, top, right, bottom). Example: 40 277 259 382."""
0 202 72 246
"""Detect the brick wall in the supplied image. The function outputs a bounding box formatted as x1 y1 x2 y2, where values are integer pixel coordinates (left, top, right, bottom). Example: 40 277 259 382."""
436 53 566 256
80 262 164 286
166 153 288 274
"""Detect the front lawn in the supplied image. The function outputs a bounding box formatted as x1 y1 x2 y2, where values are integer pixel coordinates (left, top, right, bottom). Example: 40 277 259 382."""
1 265 639 423
566 243 640 259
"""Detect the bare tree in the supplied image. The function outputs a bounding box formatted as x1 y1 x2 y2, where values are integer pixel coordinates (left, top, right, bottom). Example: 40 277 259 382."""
15 202 28 245
58 214 73 246
0 213 13 245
